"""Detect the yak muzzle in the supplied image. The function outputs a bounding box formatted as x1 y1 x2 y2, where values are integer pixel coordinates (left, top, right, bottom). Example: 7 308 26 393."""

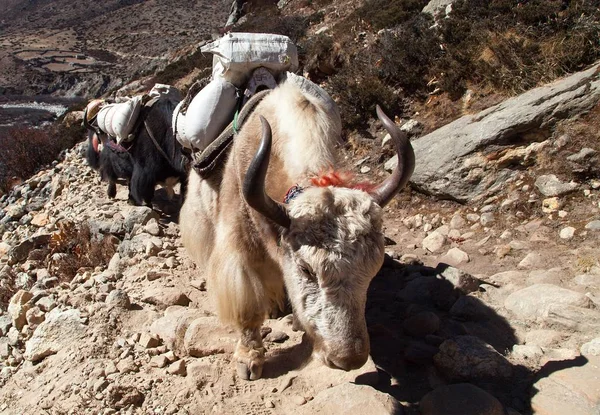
320 336 370 371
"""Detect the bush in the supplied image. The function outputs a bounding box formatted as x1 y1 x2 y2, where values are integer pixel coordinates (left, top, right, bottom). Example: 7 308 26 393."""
352 0 429 31
434 0 600 96
234 3 315 42
328 70 403 132
301 33 347 81
47 221 117 282
0 121 84 194
375 15 439 94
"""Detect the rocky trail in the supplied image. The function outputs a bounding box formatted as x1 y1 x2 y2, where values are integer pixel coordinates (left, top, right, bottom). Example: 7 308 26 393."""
1 66 600 414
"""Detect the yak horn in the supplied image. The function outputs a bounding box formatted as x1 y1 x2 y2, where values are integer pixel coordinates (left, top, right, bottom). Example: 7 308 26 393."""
243 116 291 229
371 105 415 207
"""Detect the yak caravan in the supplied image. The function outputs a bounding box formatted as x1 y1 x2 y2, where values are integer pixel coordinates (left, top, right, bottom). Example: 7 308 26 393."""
177 32 415 380
84 32 415 380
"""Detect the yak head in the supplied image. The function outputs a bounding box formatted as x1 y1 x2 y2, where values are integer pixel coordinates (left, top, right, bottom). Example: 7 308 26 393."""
243 107 415 371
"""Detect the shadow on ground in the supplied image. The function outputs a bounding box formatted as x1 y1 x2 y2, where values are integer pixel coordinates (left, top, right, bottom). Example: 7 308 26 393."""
151 186 184 223
365 257 588 415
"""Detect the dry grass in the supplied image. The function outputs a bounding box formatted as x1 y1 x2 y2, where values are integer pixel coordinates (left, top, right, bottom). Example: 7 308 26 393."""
0 269 18 312
153 48 213 89
47 221 117 282
0 121 84 194
537 102 600 181
276 0 600 134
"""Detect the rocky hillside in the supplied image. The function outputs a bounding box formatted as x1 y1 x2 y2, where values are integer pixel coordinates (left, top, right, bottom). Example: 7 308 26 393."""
0 0 230 97
0 59 599 414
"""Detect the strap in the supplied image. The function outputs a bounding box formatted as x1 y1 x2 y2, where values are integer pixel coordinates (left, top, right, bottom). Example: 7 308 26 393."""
144 119 176 169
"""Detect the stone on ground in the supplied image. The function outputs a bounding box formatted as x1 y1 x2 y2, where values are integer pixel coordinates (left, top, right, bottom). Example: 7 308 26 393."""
531 355 600 415
504 284 592 320
434 335 512 380
183 317 236 357
420 383 505 415
8 290 33 330
422 231 446 253
24 309 87 361
294 383 401 415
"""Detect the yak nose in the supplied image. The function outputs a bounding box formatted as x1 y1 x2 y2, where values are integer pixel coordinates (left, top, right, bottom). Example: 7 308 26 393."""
324 337 370 371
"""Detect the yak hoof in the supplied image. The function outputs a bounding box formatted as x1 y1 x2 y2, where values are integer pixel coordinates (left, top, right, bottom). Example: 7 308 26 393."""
236 359 263 381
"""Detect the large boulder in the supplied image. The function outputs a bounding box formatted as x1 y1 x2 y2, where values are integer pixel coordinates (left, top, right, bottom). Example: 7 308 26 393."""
183 316 237 357
434 335 512 380
24 308 87 361
385 63 600 201
504 284 592 320
149 306 199 356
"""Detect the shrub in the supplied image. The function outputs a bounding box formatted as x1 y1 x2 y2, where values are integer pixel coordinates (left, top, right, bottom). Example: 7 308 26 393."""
234 3 315 42
328 70 403 132
47 221 117 282
351 0 429 31
301 33 347 81
375 15 440 94
0 121 84 194
434 0 600 96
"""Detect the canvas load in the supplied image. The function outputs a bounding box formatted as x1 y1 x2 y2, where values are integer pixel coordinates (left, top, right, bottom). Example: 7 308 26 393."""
96 95 143 144
149 83 183 103
173 76 238 150
85 99 105 122
201 32 298 87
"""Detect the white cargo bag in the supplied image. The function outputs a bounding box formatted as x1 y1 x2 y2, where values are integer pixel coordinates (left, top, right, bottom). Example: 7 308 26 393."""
173 77 238 151
172 101 187 148
85 99 105 122
149 83 183 103
96 95 143 143
201 33 298 87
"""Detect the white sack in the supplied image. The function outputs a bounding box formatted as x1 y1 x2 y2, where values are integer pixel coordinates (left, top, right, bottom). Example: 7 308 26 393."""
173 77 238 151
172 101 187 148
149 83 183 103
96 95 143 143
202 32 298 87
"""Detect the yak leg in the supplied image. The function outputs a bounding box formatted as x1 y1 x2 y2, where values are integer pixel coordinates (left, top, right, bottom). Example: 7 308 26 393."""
210 251 270 380
235 327 266 380
130 168 155 207
178 174 188 202
107 180 117 199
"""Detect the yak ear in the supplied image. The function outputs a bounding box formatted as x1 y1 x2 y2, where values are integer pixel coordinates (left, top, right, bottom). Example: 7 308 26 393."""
242 116 291 229
370 105 415 208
